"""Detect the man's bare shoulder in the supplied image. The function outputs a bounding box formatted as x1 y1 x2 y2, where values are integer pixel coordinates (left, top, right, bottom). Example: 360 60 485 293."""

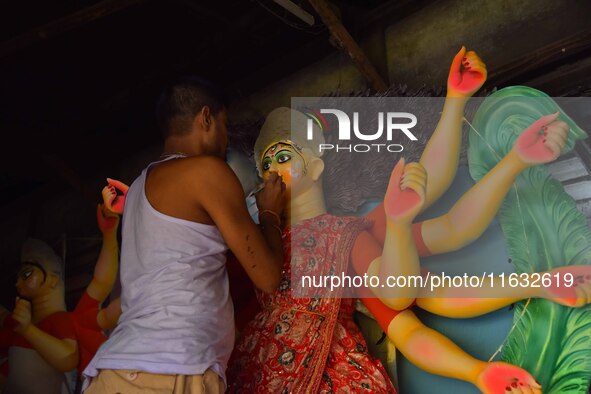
148 156 237 192
181 155 236 181
146 155 244 223
156 155 231 179
185 155 229 169
174 156 243 196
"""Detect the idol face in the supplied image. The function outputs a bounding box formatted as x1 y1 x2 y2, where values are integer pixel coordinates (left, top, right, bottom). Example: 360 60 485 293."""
261 141 310 197
15 262 47 299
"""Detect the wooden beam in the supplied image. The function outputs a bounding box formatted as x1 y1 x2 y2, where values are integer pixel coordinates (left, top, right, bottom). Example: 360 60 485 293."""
308 0 388 92
229 0 436 100
0 0 145 59
487 29 591 88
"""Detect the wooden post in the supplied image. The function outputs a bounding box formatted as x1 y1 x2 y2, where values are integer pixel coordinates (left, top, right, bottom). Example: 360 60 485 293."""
308 0 388 92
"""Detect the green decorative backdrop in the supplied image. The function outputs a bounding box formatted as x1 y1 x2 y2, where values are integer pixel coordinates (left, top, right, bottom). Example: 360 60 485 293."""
468 86 591 393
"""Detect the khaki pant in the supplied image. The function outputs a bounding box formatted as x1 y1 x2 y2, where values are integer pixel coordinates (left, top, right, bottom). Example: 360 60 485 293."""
83 369 224 394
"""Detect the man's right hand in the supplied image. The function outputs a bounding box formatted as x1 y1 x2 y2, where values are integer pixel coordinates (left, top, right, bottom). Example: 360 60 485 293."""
255 171 286 219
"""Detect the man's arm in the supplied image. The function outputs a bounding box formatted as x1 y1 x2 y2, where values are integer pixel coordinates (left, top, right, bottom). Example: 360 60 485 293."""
197 158 284 294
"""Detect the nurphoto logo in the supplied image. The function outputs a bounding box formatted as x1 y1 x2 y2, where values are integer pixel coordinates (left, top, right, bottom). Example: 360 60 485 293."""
306 109 418 153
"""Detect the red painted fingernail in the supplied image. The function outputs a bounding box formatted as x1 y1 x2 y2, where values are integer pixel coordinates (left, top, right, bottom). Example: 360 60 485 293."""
505 387 511 392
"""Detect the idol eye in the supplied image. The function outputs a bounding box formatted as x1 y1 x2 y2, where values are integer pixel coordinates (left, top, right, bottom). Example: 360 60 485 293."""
262 158 272 171
276 153 292 164
19 269 33 280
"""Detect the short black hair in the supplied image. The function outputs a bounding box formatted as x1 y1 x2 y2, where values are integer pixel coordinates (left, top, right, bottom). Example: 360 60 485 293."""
156 76 227 138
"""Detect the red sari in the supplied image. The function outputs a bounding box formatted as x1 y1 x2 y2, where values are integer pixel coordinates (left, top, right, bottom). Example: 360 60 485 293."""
227 214 396 393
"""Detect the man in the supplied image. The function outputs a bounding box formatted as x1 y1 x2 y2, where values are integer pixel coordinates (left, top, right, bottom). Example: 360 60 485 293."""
0 238 78 394
83 76 285 393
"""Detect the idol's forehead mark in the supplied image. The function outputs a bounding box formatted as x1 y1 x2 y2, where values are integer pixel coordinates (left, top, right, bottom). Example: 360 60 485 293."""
265 143 280 158
263 142 293 159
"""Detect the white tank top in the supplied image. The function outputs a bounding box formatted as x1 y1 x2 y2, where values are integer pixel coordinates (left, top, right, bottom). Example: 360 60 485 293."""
83 156 233 385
